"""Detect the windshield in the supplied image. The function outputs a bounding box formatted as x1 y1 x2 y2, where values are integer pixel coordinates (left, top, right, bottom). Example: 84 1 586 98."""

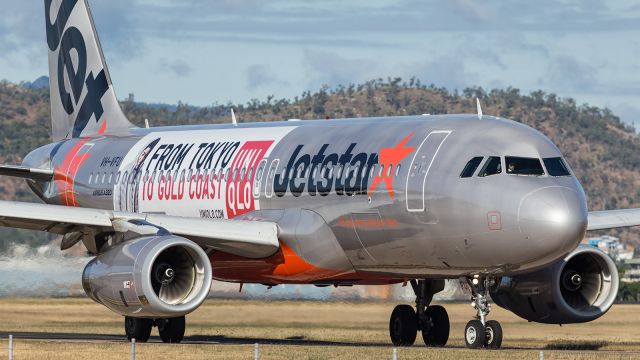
505 157 544 176
543 157 571 176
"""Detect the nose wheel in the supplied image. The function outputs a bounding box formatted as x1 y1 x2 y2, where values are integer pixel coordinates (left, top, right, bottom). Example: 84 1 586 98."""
463 276 503 349
389 279 449 347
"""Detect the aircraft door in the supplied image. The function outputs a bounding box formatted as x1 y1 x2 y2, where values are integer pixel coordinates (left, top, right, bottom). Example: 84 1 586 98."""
405 131 451 212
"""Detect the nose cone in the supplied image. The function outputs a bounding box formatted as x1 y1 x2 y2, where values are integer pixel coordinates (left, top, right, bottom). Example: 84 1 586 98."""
518 186 587 264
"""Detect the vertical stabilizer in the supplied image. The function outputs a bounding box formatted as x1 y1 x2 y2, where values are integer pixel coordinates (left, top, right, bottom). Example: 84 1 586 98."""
44 0 135 140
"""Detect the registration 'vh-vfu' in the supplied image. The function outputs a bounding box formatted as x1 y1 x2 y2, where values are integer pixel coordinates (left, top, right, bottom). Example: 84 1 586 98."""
2 0 636 350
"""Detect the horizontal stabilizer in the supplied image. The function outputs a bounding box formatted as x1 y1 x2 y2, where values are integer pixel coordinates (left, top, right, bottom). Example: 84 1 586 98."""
0 165 53 182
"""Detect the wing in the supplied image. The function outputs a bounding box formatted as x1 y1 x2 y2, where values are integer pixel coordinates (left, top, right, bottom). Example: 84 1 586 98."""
588 209 640 231
0 200 279 258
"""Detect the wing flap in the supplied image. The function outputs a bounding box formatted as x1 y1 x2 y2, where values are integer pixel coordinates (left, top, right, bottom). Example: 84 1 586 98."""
0 201 279 258
587 209 640 230
145 214 279 258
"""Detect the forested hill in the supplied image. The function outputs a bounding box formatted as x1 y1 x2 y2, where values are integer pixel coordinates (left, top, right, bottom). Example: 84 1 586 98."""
1 78 639 248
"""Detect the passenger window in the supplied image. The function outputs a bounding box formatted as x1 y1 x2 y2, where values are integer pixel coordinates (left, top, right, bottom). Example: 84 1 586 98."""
253 160 267 197
395 164 402 177
108 172 113 184
115 171 121 184
543 157 571 177
505 157 544 176
265 160 279 198
378 164 384 177
386 164 393 177
88 172 93 184
478 157 502 177
460 157 484 178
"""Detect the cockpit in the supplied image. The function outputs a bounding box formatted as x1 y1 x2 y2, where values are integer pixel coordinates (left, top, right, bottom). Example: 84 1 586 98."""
460 156 571 178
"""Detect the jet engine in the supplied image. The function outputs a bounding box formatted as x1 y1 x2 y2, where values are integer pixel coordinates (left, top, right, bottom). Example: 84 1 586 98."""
82 235 212 318
490 245 618 324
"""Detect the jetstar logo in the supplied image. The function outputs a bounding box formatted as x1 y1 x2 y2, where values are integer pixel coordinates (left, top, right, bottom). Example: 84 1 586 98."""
274 134 415 199
368 133 415 200
46 0 109 137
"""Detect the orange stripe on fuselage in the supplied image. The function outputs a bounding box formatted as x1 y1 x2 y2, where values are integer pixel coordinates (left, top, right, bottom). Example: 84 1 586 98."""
53 119 107 206
211 241 406 285
211 241 345 284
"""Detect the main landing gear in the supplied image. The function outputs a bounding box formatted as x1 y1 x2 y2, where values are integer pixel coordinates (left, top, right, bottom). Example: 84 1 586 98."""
463 276 502 349
125 316 186 343
389 279 449 347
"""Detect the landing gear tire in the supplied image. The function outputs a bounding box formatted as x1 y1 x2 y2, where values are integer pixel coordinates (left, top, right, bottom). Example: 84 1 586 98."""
485 320 503 349
421 305 449 347
464 320 485 349
158 316 186 343
125 316 152 342
389 305 417 346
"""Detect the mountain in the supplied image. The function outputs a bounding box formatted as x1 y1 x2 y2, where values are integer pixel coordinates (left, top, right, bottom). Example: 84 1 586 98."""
22 76 49 90
0 77 639 250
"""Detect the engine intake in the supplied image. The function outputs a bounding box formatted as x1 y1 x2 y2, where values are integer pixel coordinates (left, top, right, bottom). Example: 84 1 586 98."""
490 245 618 324
82 235 212 318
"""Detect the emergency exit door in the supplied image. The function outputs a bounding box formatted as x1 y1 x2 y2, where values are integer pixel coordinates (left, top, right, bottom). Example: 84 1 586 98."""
405 131 451 212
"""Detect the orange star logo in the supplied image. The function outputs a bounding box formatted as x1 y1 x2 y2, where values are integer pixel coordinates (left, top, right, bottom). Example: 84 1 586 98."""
368 133 415 200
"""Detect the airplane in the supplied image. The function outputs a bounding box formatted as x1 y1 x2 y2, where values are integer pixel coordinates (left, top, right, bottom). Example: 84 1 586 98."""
0 0 637 349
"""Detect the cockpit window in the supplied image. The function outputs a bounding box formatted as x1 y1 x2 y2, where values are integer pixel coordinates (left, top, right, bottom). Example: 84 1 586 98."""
505 157 544 176
460 156 484 178
543 157 571 176
478 157 502 177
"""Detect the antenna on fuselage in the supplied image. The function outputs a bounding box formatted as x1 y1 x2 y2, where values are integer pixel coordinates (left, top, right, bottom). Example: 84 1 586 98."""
476 98 483 120
231 108 238 126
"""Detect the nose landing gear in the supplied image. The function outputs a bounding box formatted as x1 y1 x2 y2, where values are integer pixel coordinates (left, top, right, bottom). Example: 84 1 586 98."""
463 276 503 349
389 279 450 347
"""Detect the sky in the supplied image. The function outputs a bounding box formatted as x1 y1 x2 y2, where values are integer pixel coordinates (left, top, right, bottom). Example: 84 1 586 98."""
2 1 640 126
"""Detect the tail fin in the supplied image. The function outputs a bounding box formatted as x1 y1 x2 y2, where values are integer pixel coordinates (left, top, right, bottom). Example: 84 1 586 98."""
44 0 135 140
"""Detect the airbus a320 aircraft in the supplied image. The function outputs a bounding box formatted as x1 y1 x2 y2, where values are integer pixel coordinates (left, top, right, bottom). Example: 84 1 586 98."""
1 0 637 349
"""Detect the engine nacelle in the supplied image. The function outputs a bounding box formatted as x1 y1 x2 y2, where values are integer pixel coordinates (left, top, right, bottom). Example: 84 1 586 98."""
490 245 618 324
82 235 212 318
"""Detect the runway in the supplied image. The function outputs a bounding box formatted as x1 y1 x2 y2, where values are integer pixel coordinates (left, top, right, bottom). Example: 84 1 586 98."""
1 298 640 359
3 331 640 357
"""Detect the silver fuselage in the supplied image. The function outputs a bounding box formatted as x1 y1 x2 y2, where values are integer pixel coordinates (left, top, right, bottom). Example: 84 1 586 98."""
23 115 588 282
